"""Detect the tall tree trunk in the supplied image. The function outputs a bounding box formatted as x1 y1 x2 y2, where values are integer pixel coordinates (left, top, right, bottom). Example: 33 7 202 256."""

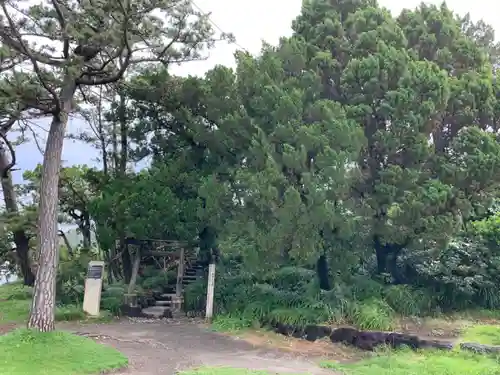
80 214 92 249
117 92 131 281
28 85 75 331
0 146 34 286
119 93 128 174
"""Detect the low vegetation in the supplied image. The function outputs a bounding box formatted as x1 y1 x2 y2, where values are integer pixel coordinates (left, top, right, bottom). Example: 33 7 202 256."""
0 329 127 375
1 0 500 374
0 282 113 326
321 350 500 375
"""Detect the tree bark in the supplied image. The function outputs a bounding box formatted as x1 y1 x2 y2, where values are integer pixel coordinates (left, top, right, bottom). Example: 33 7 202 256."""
58 230 73 256
80 213 91 249
127 248 141 295
117 92 130 282
28 82 75 332
0 146 35 286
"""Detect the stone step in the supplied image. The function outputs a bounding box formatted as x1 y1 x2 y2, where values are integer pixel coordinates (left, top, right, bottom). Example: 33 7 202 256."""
155 300 172 306
183 275 198 280
184 270 197 276
160 293 177 300
142 306 172 319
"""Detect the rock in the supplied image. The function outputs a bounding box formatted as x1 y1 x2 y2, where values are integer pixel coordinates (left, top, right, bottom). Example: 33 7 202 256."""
304 325 331 342
330 327 358 346
329 327 454 351
141 306 173 319
121 304 146 318
460 342 500 354
386 332 420 350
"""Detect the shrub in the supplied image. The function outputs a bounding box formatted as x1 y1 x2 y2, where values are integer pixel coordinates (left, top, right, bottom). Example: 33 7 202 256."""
384 285 433 316
184 278 207 312
4 285 33 301
211 315 253 332
55 305 87 321
347 298 396 331
139 268 176 291
263 267 316 294
101 283 126 315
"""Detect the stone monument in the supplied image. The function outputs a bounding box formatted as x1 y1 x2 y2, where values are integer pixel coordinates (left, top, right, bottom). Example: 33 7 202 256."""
83 260 105 316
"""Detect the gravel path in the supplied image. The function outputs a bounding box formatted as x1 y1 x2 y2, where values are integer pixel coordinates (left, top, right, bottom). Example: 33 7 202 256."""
59 319 336 375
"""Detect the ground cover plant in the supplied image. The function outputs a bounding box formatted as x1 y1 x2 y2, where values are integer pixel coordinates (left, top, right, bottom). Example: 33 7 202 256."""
0 282 113 325
0 329 127 375
320 349 500 375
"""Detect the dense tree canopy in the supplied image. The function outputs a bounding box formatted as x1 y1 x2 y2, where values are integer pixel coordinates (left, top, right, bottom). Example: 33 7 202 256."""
1 0 500 323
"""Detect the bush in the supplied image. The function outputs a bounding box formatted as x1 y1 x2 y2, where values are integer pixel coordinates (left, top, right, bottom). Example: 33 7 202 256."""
101 283 126 316
55 305 87 321
211 315 254 332
139 267 176 291
347 298 396 331
184 278 207 312
4 285 33 301
410 237 500 310
383 285 433 316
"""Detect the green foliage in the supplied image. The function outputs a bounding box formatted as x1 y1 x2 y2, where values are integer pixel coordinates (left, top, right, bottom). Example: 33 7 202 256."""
3 0 500 332
139 268 176 291
461 324 500 345
211 315 254 332
383 285 433 316
321 348 500 375
100 284 127 316
0 329 128 375
347 299 396 331
187 265 404 331
184 278 208 313
54 305 87 322
56 248 97 305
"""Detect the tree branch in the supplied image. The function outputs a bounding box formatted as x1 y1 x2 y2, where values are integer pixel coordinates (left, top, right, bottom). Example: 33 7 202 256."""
0 131 16 178
50 0 70 59
58 229 73 256
0 3 61 113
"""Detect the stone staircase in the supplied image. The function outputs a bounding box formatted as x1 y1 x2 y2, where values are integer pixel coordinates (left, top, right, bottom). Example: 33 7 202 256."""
141 258 203 318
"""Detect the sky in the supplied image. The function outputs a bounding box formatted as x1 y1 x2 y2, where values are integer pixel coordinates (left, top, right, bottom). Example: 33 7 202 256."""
11 0 500 185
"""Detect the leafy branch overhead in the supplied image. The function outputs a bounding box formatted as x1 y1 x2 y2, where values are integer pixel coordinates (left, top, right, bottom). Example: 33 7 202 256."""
0 0 230 115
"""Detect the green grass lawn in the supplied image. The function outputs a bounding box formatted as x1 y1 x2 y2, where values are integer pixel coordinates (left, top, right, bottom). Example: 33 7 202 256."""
0 282 113 324
0 283 32 324
460 324 500 345
0 328 128 375
321 349 500 375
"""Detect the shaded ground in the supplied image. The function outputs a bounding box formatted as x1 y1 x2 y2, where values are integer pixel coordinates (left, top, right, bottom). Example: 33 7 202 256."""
58 319 338 375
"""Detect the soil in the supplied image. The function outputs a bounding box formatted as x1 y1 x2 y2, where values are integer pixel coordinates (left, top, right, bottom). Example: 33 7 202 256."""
219 329 366 362
58 318 339 375
0 322 16 335
396 316 472 341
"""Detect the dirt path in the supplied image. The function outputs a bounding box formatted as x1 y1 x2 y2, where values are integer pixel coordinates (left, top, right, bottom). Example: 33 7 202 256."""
59 319 337 375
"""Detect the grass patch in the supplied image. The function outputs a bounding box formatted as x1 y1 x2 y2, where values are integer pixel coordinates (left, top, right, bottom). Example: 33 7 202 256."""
320 349 500 375
210 315 255 332
461 324 500 345
179 367 300 375
0 328 127 375
0 283 116 325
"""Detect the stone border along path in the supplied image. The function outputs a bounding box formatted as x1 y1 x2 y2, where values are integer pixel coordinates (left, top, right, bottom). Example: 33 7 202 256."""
269 322 500 355
59 318 338 375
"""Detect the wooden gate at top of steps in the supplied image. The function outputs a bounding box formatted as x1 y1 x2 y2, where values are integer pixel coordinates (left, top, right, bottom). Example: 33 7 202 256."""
124 237 198 298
